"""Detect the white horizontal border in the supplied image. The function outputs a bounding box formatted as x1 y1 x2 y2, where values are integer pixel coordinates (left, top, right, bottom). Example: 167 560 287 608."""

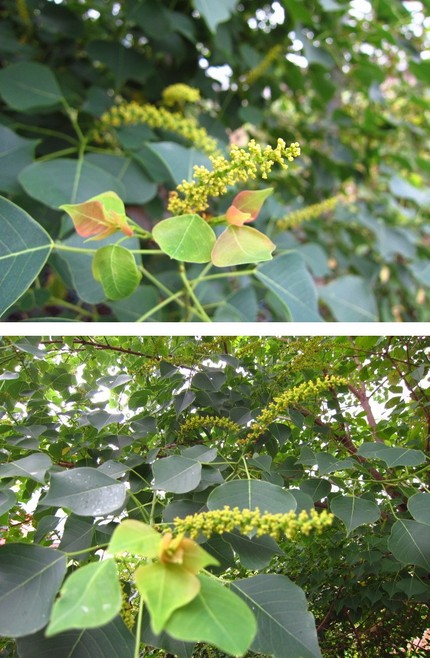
2 322 429 337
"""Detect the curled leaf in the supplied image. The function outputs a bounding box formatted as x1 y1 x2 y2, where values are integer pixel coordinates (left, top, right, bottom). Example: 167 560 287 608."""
225 188 273 226
60 191 133 240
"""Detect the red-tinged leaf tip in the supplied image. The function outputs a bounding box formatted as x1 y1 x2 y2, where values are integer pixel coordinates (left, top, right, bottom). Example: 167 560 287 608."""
225 188 274 226
60 196 133 241
225 206 252 226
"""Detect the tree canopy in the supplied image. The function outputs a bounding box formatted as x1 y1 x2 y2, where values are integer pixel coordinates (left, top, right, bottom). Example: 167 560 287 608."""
0 1 429 321
0 335 429 657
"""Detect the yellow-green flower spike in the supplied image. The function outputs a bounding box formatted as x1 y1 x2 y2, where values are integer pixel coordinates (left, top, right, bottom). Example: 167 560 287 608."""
178 415 241 438
168 138 301 215
162 84 201 107
276 195 343 230
173 506 334 542
93 101 219 156
240 374 348 447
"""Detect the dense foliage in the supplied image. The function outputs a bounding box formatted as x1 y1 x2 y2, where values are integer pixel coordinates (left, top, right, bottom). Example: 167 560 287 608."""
0 1 429 321
0 335 429 657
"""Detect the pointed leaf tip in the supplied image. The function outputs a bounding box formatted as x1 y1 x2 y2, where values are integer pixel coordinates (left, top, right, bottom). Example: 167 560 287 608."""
60 191 133 240
225 188 274 226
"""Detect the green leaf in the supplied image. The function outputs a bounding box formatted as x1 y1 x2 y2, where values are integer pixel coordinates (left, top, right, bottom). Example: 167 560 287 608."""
224 531 283 570
92 244 142 300
58 515 95 560
378 447 426 467
0 62 63 111
135 562 200 635
330 495 380 535
211 225 275 267
85 153 157 204
144 142 212 186
0 196 53 318
141 609 195 658
40 467 126 516
315 453 356 475
0 453 52 484
19 159 125 209
17 616 134 658
53 230 140 305
207 479 297 514
152 455 202 493
108 519 162 557
192 0 238 32
0 489 16 515
152 214 216 263
86 41 152 88
299 478 331 501
0 544 66 637
0 126 39 194
255 253 322 321
357 442 426 467
388 520 430 570
165 574 257 656
46 559 121 636
407 493 430 526
232 574 322 658
319 275 378 321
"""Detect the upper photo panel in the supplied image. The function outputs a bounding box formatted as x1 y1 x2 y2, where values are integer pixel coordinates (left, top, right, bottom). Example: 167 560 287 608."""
0 1 428 322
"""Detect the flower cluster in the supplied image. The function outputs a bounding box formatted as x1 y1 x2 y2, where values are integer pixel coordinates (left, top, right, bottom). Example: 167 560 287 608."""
168 138 301 215
174 505 334 541
120 585 137 630
241 375 348 445
244 44 283 86
162 83 201 107
94 101 219 156
276 195 342 230
178 415 241 438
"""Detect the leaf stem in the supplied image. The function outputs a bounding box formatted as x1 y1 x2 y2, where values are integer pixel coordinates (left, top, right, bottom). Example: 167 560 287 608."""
190 269 256 283
134 596 144 658
179 263 212 322
54 243 97 255
136 290 184 322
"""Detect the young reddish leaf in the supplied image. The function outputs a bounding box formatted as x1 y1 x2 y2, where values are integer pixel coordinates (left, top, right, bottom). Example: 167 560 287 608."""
225 188 273 226
211 226 275 267
60 191 133 240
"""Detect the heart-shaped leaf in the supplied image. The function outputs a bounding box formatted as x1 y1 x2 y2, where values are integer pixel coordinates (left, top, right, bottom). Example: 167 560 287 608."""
46 559 121 636
0 62 63 111
207 479 296 514
17 617 134 658
0 196 53 318
40 467 126 516
232 574 322 658
60 191 133 240
153 456 202 494
225 188 273 226
211 225 275 267
153 214 216 263
0 544 67 638
92 244 142 300
330 495 380 535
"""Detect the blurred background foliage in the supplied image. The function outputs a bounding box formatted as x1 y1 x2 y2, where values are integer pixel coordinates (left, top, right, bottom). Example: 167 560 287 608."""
0 0 429 321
